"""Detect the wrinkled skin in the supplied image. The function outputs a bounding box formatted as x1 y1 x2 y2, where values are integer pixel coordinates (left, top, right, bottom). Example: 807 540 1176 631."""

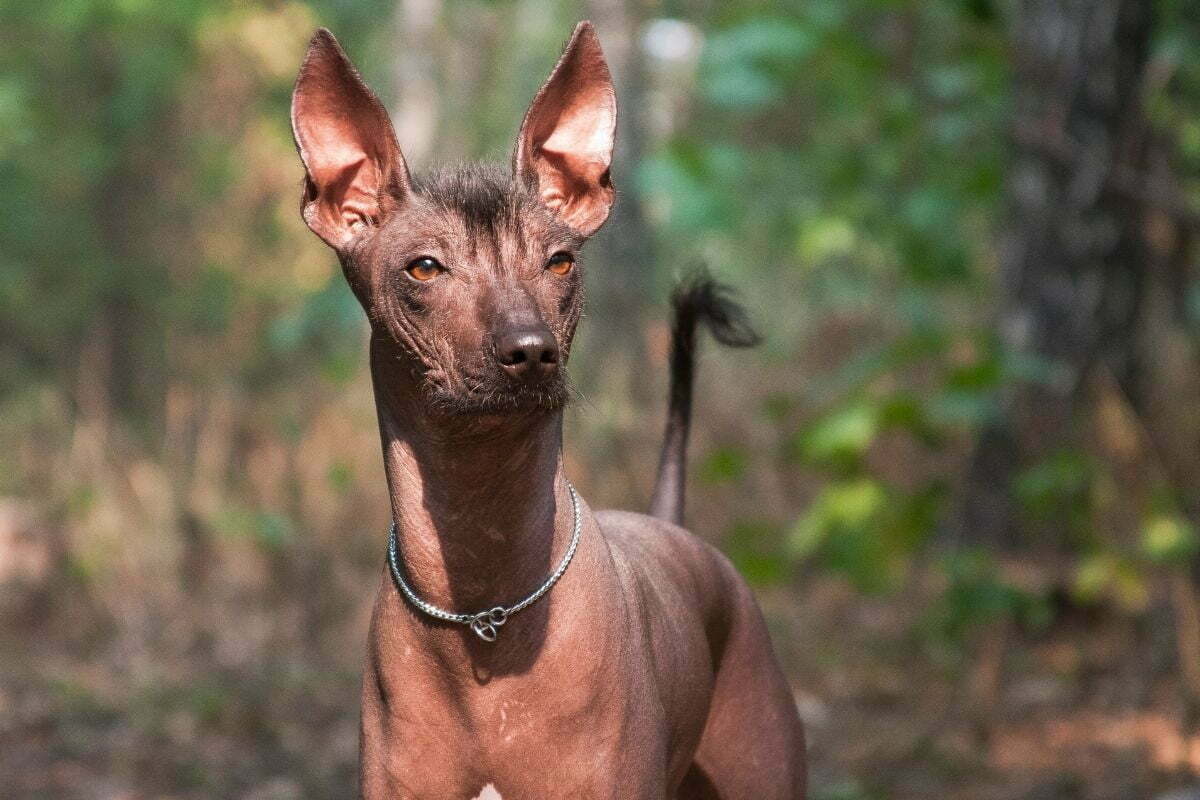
290 22 806 800
351 167 585 417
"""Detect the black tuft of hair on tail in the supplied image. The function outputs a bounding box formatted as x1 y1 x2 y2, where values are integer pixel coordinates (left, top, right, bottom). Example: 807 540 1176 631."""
648 267 761 526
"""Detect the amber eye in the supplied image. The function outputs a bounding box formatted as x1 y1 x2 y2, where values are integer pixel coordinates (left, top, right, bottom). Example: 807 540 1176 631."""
405 257 443 282
547 251 575 276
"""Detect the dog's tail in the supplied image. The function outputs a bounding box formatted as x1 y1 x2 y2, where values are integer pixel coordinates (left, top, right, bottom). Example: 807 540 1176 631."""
648 268 761 526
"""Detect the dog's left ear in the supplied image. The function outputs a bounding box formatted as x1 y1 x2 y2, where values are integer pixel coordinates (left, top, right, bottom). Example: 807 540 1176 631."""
514 21 617 237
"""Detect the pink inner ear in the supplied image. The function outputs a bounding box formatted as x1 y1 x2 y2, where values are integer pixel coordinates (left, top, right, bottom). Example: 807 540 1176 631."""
535 149 612 231
526 80 616 228
539 94 616 166
291 30 409 249
298 118 384 235
516 22 618 236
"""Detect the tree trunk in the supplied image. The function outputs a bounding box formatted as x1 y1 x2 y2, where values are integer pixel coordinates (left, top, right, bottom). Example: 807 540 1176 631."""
959 0 1157 548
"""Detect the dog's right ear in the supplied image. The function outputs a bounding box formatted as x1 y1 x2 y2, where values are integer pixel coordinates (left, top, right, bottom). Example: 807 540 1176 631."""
291 29 410 251
514 22 617 237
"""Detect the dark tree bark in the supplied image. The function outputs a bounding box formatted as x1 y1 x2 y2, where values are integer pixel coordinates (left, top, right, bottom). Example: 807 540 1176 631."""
959 0 1160 547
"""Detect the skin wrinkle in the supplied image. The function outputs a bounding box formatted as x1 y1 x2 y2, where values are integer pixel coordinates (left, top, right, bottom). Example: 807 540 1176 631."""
371 361 569 623
350 167 581 417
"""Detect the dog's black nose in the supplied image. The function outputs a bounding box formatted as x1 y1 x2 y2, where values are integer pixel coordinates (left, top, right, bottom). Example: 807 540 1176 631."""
495 328 559 378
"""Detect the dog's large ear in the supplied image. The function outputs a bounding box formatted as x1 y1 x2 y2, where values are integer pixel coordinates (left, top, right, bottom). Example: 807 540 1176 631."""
291 29 410 250
514 21 617 237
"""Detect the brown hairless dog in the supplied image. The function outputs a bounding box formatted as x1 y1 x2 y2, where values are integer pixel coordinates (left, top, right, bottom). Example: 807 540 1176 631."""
290 21 806 799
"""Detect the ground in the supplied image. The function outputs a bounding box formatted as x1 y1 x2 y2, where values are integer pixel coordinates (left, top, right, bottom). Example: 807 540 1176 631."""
2 560 1197 799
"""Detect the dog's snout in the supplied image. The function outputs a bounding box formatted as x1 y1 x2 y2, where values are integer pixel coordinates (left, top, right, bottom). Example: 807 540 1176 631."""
495 328 559 378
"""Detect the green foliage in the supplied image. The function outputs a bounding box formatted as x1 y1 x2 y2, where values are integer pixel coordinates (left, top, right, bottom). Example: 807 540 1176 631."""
722 520 789 587
790 478 885 559
326 461 354 494
630 0 1025 614
700 18 817 110
927 550 1051 645
1014 450 1096 540
2 1 1199 795
638 0 1022 607
1072 552 1150 611
791 404 878 470
698 445 750 484
810 778 881 800
789 478 943 593
1141 514 1199 565
213 506 294 553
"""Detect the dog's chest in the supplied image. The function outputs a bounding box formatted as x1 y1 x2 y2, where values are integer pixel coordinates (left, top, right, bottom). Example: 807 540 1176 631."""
362 663 669 799
359 574 679 798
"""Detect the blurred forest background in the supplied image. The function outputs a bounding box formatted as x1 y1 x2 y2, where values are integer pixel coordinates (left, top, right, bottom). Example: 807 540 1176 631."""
3 0 1200 797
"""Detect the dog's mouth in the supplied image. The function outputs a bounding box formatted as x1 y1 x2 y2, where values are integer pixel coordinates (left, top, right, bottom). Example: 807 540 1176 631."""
423 368 572 416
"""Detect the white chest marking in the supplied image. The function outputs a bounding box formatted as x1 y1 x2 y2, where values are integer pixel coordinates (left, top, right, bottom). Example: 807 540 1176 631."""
471 784 502 800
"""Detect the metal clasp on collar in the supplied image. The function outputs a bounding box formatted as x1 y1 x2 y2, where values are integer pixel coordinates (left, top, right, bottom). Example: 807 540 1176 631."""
469 607 508 642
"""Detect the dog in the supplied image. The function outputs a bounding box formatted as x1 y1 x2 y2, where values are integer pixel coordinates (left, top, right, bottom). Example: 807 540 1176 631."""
290 21 806 799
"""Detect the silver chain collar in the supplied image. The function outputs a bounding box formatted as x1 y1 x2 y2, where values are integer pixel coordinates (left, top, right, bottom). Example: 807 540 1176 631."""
386 481 582 642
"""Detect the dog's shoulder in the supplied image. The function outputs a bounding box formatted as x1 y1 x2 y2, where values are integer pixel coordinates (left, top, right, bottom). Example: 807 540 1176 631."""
592 510 762 667
593 508 701 553
593 509 743 596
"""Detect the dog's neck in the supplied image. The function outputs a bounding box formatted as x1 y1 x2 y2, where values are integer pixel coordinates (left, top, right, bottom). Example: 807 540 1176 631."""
369 335 572 622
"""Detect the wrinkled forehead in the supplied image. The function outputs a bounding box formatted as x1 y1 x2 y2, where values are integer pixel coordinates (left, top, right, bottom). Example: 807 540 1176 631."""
375 166 581 269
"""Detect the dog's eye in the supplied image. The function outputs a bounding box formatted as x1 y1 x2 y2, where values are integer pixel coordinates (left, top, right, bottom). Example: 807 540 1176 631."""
546 252 575 276
405 257 444 282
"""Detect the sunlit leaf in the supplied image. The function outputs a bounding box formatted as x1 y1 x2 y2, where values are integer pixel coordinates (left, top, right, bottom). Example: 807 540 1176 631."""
1014 450 1094 521
792 404 878 467
723 520 788 587
700 446 749 484
796 216 857 265
1141 514 1199 565
700 18 816 110
788 477 886 559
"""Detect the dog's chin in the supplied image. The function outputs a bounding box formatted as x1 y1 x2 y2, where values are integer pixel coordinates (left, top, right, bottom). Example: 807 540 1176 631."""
423 375 570 418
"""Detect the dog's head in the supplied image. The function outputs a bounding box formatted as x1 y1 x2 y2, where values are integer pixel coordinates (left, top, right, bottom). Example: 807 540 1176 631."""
290 23 615 416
